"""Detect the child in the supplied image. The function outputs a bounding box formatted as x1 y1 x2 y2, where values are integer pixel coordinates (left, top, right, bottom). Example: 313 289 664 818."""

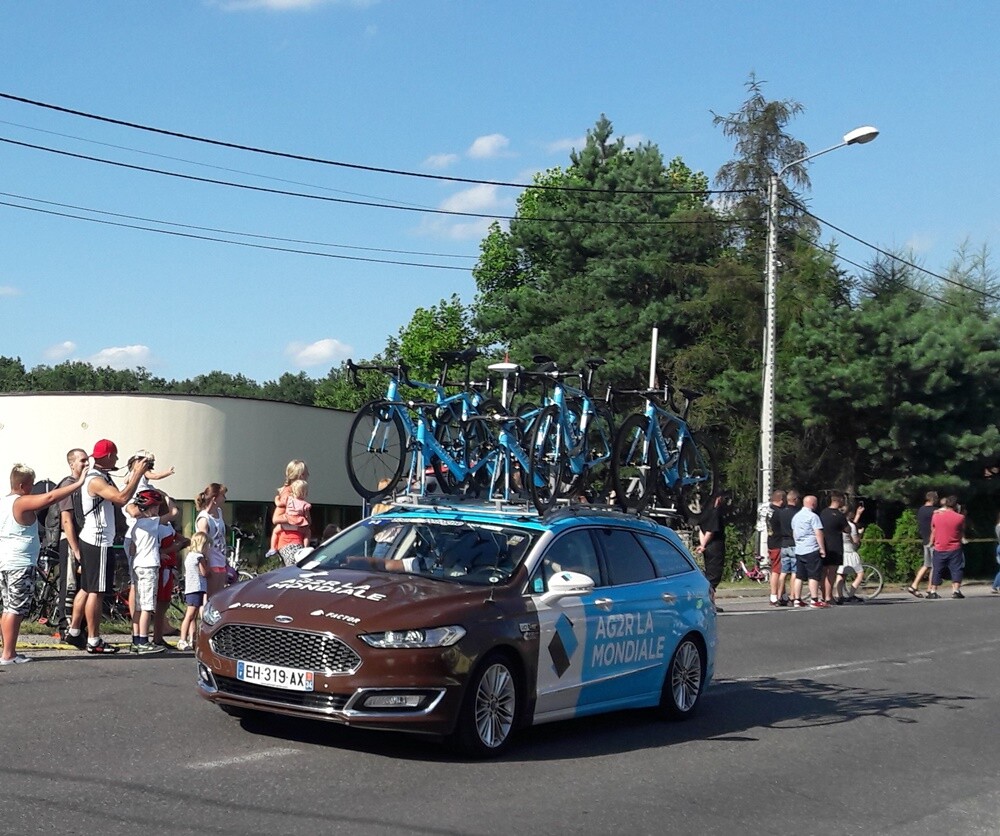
268 459 309 556
285 479 312 545
177 531 209 651
128 488 170 654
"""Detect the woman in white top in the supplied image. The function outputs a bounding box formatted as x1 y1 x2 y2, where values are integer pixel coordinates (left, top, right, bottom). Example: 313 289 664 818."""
195 483 228 599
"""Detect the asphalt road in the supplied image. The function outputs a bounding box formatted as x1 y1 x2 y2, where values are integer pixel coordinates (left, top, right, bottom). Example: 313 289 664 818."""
1 589 998 836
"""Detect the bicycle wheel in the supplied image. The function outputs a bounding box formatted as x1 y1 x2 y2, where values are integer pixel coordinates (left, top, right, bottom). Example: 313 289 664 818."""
611 413 658 512
527 405 579 514
677 432 718 521
433 398 498 495
571 399 615 502
345 400 407 500
858 564 883 599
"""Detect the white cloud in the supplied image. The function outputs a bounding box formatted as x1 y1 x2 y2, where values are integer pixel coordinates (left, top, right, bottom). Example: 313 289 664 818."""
88 345 153 370
0 285 20 297
286 338 352 368
546 135 586 154
905 233 936 255
622 133 647 147
43 341 77 362
423 153 459 170
438 183 502 214
467 134 511 159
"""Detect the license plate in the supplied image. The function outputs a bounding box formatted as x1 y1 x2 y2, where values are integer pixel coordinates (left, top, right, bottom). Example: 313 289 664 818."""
237 660 315 692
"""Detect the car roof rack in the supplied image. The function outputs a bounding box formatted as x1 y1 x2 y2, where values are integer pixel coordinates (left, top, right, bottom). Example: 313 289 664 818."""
372 492 691 530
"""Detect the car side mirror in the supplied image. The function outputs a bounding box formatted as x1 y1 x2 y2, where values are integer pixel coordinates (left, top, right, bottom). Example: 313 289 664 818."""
539 570 595 605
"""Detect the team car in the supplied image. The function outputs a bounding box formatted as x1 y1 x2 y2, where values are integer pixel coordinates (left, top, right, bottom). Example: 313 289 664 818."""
196 501 717 756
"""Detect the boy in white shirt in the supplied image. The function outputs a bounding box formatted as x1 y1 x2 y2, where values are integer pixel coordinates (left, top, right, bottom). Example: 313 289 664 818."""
128 489 170 654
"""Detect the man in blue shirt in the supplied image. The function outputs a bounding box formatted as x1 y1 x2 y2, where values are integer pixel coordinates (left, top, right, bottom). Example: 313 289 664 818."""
791 495 828 608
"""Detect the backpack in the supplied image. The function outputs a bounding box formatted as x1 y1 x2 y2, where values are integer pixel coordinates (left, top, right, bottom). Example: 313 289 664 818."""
35 479 62 550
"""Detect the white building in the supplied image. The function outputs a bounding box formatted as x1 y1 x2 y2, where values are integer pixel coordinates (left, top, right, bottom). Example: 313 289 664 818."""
0 392 363 561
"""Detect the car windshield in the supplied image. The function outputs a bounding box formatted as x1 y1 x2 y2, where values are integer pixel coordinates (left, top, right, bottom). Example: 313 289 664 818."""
299 517 539 586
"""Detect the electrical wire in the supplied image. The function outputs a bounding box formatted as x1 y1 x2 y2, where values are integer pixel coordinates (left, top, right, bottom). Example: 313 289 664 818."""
0 91 752 197
0 199 471 271
0 135 753 228
0 189 476 260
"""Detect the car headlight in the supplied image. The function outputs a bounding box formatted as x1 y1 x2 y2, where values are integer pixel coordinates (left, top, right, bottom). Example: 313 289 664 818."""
202 600 222 627
359 625 466 649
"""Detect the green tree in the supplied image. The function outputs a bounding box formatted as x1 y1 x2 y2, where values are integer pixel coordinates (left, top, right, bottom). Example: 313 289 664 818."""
0 357 29 391
858 522 894 580
891 509 923 583
396 295 475 384
261 372 317 405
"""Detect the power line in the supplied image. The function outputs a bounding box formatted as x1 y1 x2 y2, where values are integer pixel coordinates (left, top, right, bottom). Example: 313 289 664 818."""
0 199 471 271
0 91 752 197
0 190 476 260
790 201 1000 303
0 117 444 213
0 135 754 228
789 230 957 308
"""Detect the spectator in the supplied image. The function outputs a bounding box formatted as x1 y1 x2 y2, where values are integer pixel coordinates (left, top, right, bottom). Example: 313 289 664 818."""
127 489 170 654
321 523 341 542
991 511 1000 594
1 463 88 664
268 460 309 557
907 491 939 597
791 495 828 608
774 489 801 606
177 532 209 651
285 479 312 543
64 439 150 654
765 489 786 606
819 492 851 604
927 495 965 600
54 448 89 638
695 492 727 612
836 501 865 602
195 483 228 599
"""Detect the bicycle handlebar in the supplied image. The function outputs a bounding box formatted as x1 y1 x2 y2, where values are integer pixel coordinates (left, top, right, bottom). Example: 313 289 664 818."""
346 358 413 389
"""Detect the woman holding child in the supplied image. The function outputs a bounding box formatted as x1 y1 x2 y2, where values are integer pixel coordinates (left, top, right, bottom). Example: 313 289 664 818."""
271 460 312 566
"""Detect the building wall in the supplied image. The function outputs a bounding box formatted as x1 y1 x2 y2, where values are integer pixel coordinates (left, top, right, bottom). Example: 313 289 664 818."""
0 392 362 508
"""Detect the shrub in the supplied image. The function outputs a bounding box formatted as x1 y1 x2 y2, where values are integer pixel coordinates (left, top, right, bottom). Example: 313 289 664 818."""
891 509 923 583
859 523 895 580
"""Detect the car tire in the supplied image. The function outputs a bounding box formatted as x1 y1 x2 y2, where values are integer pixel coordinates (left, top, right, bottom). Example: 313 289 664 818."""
660 636 705 720
449 652 520 758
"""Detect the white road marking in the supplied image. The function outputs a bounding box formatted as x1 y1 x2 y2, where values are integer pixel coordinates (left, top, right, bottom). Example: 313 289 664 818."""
188 747 299 770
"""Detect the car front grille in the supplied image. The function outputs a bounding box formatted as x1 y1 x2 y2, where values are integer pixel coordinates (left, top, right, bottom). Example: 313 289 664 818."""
214 675 351 711
210 624 361 674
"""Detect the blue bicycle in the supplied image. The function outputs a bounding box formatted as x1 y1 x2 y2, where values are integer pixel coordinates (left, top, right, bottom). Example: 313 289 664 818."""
610 383 717 520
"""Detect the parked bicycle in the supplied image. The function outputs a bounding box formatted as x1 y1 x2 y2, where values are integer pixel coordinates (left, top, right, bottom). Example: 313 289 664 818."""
839 563 884 600
610 380 717 520
27 547 62 625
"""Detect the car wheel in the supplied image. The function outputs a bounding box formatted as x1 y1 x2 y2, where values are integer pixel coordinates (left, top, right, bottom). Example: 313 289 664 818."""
450 652 520 758
660 636 705 720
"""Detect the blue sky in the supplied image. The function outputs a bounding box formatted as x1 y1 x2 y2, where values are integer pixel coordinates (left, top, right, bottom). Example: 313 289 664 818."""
1 0 996 383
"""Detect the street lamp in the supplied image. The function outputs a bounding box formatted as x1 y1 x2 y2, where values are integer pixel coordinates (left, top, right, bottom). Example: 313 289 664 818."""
759 125 878 548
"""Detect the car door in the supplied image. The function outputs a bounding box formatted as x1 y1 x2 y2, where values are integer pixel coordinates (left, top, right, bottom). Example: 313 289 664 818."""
575 527 674 712
529 529 605 723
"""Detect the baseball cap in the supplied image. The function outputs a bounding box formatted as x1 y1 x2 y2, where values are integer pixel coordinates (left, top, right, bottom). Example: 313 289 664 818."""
91 439 118 459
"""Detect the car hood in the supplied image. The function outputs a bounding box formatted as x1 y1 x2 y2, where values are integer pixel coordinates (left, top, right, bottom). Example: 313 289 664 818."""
210 565 503 631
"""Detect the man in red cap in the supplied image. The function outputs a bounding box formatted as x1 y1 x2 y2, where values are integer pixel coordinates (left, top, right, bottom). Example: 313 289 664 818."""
63 439 150 654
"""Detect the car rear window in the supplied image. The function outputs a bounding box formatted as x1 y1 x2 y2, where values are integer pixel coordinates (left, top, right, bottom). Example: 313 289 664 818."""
637 534 697 577
597 529 657 586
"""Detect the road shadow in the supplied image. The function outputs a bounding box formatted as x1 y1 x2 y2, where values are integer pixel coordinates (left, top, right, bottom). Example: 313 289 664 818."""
226 674 975 763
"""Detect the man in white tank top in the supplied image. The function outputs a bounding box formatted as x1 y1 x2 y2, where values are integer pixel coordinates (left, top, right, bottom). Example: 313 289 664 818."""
63 439 150 655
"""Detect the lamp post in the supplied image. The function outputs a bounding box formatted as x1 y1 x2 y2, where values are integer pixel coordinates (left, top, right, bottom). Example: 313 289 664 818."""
759 125 878 552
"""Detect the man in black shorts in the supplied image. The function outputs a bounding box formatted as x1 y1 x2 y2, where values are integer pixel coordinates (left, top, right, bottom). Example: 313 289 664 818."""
819 492 850 604
64 439 150 654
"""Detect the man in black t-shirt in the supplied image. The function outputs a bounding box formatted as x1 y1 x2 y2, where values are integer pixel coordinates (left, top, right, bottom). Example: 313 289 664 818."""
696 493 727 611
819 492 850 604
907 491 939 597
54 448 89 637
766 490 786 606
774 490 800 605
